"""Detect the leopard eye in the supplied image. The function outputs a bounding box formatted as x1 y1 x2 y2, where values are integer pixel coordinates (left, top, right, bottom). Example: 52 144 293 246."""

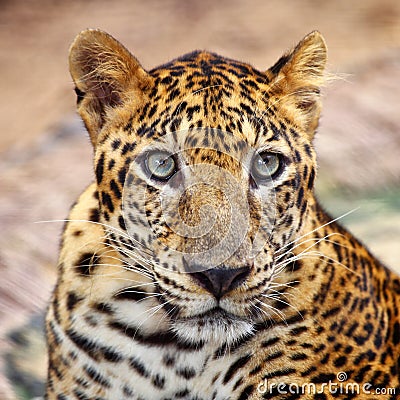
251 152 281 182
146 151 177 181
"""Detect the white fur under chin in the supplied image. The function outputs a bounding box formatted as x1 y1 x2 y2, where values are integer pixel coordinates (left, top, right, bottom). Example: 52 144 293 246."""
172 313 255 346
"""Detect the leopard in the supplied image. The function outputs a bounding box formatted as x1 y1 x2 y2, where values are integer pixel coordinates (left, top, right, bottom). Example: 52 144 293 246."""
45 29 400 400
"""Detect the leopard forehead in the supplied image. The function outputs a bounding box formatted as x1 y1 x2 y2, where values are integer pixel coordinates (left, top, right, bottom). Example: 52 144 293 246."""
95 53 317 190
100 50 308 151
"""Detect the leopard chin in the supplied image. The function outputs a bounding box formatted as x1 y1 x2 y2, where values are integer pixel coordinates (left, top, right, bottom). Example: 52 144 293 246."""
172 308 255 346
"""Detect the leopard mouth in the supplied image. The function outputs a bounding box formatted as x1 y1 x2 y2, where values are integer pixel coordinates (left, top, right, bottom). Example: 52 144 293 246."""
189 306 242 321
172 307 255 345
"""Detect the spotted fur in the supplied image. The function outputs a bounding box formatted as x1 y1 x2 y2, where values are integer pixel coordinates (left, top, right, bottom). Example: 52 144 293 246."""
46 30 400 399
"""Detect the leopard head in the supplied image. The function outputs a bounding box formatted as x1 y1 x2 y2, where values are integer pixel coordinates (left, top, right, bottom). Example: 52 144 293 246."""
69 29 327 345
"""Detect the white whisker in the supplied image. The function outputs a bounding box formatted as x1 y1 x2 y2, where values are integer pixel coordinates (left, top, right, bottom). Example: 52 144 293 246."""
275 208 359 256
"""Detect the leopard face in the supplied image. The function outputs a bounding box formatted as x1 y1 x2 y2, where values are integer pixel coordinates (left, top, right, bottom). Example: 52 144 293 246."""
68 30 325 347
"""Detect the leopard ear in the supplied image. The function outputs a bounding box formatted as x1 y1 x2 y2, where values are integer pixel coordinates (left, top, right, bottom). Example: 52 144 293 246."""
69 29 149 145
267 31 327 137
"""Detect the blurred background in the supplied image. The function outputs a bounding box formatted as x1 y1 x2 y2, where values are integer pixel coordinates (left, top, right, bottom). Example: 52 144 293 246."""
0 0 399 398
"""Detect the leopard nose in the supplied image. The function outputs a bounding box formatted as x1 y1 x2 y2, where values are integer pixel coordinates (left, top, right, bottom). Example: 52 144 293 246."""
191 267 250 298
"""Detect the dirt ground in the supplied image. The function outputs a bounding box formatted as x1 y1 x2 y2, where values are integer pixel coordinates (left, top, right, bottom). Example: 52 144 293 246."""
0 1 399 399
